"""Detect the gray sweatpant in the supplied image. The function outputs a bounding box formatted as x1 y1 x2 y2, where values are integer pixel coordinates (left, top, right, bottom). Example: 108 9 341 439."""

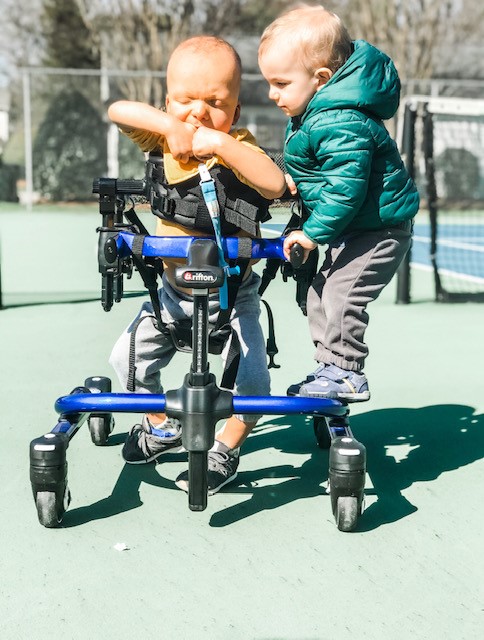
109 271 270 422
307 222 413 372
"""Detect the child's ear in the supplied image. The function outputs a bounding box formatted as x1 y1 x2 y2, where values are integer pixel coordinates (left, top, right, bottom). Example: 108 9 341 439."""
232 103 241 125
315 67 333 89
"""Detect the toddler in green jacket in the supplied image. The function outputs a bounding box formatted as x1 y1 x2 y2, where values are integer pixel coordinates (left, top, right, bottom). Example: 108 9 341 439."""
258 4 419 401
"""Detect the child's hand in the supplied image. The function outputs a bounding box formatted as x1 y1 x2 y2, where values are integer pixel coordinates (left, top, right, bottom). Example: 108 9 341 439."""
283 230 317 262
192 126 224 161
165 119 197 163
285 173 297 195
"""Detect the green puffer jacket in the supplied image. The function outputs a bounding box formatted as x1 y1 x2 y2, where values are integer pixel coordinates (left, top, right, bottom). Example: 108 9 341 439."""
284 39 419 245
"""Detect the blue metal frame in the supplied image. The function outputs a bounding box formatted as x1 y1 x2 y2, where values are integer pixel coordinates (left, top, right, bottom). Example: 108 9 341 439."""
51 233 347 425
116 231 285 261
29 182 365 529
55 393 347 418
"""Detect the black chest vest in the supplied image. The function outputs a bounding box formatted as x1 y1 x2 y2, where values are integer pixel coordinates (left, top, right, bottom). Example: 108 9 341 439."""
146 152 272 237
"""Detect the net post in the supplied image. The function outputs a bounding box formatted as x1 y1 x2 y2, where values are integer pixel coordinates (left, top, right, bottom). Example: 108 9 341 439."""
396 102 416 304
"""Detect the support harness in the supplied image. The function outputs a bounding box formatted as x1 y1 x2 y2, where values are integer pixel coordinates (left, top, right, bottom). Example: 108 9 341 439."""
126 159 270 393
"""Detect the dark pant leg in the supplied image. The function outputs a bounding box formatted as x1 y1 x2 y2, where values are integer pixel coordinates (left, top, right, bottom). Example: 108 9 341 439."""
306 226 412 371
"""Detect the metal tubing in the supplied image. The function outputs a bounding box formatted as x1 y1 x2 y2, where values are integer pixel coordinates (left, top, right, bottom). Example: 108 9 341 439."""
117 232 285 261
55 393 346 417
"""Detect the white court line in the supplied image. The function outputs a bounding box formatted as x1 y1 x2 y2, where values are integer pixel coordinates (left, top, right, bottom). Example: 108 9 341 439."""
413 235 484 253
410 261 484 284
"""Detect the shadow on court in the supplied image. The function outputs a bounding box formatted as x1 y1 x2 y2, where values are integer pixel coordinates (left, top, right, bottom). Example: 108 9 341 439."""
62 442 187 528
0 290 146 309
61 403 484 531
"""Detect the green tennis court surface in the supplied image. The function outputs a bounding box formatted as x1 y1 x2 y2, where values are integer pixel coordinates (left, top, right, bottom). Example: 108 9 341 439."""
1 203 484 639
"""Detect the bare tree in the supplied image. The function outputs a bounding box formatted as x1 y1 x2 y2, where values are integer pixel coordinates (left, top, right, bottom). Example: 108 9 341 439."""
75 0 273 106
0 0 44 80
329 0 484 80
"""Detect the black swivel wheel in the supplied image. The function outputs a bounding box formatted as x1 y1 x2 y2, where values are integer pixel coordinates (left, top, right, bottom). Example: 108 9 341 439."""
88 414 115 446
328 437 366 532
35 484 71 528
333 495 360 532
313 416 331 449
84 376 115 445
30 433 71 528
84 376 112 393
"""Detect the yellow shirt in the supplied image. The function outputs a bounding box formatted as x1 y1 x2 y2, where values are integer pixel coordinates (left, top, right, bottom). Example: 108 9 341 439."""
122 126 266 189
121 126 264 287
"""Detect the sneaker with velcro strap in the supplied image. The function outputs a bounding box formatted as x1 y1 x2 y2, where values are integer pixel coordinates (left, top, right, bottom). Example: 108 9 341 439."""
122 414 183 464
299 364 370 402
175 441 239 495
286 363 327 396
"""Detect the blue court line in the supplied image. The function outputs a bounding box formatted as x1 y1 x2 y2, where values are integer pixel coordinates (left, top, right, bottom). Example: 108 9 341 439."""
412 222 484 281
263 221 484 282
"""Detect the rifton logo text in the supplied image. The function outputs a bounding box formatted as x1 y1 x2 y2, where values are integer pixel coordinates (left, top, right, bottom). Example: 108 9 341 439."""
183 271 217 283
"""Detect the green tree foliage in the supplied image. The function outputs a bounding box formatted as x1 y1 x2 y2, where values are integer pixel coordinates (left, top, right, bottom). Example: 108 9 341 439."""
41 0 100 68
0 158 19 202
437 148 480 200
33 89 106 201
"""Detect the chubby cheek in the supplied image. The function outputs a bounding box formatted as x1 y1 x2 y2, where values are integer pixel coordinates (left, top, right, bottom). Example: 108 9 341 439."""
285 93 301 112
166 102 188 121
211 112 236 134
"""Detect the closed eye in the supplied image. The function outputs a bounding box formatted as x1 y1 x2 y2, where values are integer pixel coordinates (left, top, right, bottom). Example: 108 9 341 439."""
207 99 225 107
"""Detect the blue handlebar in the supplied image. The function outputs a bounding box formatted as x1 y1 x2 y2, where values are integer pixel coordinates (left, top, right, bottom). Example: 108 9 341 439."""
116 232 286 261
55 392 346 417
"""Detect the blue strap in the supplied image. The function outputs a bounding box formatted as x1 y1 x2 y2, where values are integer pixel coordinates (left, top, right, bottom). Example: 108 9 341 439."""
198 163 239 309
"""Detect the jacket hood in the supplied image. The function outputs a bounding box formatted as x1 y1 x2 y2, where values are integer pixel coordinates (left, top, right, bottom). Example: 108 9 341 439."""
303 40 400 121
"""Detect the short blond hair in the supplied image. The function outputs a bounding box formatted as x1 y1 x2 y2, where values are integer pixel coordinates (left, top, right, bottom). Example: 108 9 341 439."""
259 4 351 74
169 35 242 84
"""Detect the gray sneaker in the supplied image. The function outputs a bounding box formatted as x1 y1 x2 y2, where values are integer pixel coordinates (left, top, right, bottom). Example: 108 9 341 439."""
122 415 183 464
300 364 370 402
175 442 239 495
287 363 327 396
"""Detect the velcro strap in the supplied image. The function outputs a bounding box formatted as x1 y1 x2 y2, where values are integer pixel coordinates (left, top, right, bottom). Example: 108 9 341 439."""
208 325 232 355
320 365 347 381
224 209 258 236
237 237 253 259
131 233 145 258
228 197 259 220
219 328 240 390
173 199 199 217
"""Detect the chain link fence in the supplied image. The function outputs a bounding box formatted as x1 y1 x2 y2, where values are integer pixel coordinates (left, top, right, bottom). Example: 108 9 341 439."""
2 68 484 207
6 67 288 207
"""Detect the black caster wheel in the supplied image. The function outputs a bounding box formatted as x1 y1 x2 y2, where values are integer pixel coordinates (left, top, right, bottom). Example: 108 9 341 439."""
334 495 359 532
313 416 331 449
88 413 115 446
84 376 112 393
188 451 208 512
328 437 366 532
30 433 70 528
34 484 71 528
